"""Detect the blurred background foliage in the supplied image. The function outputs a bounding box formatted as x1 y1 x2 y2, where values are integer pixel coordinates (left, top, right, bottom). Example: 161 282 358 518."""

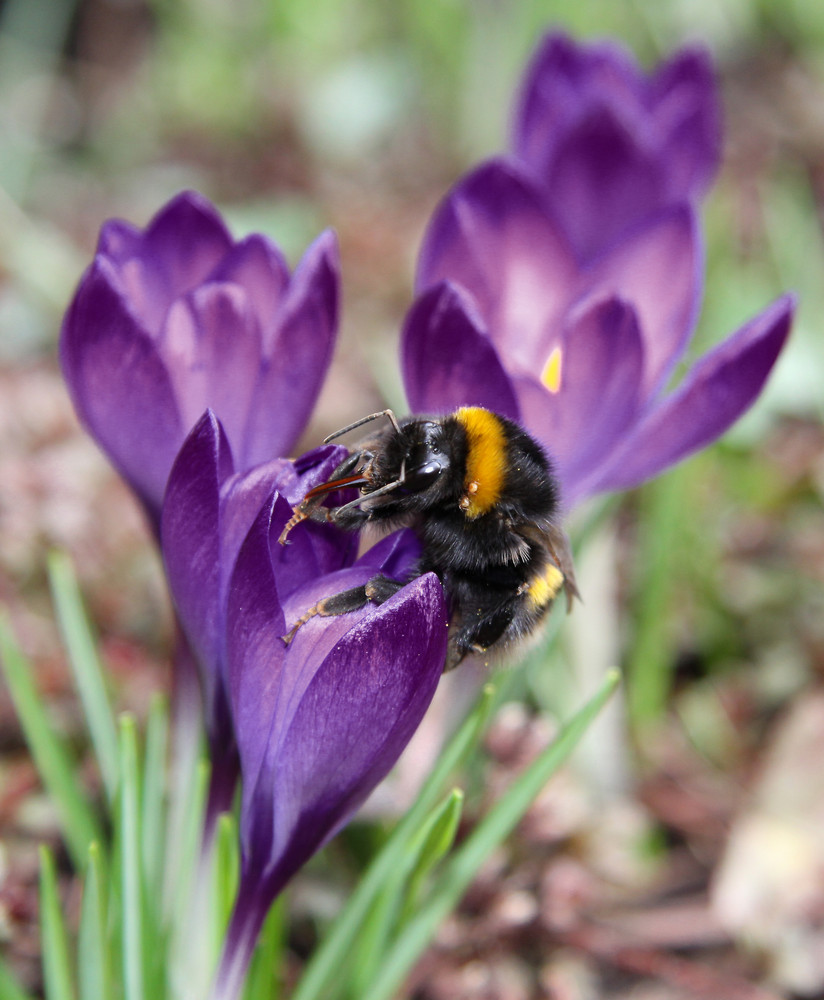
1 0 824 996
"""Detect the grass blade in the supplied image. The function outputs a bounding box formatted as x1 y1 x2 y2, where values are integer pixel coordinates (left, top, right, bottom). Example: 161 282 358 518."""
212 812 240 957
395 787 463 930
242 894 287 1000
292 682 497 1000
0 956 36 1000
39 846 76 1000
363 669 621 1000
78 842 110 1000
349 789 464 996
0 615 102 870
48 551 119 803
118 714 144 1000
141 692 169 905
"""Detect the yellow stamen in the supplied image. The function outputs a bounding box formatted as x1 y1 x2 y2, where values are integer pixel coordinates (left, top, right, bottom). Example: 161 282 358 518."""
541 346 563 393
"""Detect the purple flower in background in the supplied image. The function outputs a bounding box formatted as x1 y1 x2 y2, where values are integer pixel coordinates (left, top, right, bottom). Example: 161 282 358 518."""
162 412 447 999
406 160 792 509
61 191 339 527
512 32 721 260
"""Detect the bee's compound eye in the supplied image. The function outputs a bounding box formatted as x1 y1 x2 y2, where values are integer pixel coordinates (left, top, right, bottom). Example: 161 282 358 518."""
405 462 442 491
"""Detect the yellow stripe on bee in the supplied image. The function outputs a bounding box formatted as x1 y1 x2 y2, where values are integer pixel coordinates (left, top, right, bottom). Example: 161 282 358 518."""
455 407 507 518
541 346 563 393
526 564 565 609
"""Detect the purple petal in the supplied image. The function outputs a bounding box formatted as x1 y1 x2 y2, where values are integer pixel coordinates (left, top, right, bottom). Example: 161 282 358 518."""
587 205 702 397
226 495 289 842
211 234 291 335
242 230 340 465
161 410 234 702
511 34 720 260
98 192 234 333
589 295 795 495
216 572 446 996
158 282 263 448
416 159 577 371
356 529 421 577
513 33 644 169
266 573 446 882
267 496 357 602
514 297 645 502
139 191 233 297
542 108 664 260
401 283 520 420
59 258 183 518
652 47 721 199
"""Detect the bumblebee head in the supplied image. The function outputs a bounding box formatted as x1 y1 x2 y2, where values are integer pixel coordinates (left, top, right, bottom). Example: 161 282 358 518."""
368 416 467 511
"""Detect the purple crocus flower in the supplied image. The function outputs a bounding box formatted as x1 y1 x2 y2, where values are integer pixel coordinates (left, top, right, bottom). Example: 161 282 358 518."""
512 32 721 260
60 191 339 529
162 412 447 999
405 158 793 508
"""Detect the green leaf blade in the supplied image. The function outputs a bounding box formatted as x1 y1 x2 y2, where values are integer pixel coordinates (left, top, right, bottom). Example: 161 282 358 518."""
292 682 497 1000
0 615 102 870
362 670 621 1000
39 846 76 1000
47 551 120 803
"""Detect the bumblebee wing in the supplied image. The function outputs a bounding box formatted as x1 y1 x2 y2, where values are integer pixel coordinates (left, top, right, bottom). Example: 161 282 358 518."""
545 523 580 607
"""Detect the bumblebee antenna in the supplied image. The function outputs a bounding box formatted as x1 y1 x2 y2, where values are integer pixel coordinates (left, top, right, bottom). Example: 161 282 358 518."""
330 460 406 516
324 409 401 444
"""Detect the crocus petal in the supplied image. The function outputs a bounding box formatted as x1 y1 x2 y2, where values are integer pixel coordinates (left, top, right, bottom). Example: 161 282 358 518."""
513 33 644 169
62 193 340 530
59 258 183 517
228 491 444 858
401 282 520 420
161 410 234 706
211 234 291 338
266 573 446 882
216 571 446 1000
257 448 358 601
160 283 263 446
588 205 702 396
652 47 721 199
99 192 234 332
242 230 340 466
510 34 721 263
588 294 795 495
543 108 665 261
513 297 645 501
416 159 577 371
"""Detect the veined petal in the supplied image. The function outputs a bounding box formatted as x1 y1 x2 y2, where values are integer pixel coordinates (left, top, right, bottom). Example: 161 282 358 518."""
513 297 645 502
227 494 289 852
59 258 183 519
401 282 520 420
587 204 702 396
211 234 291 334
139 190 234 299
589 295 795 495
161 410 235 703
652 47 721 198
543 108 664 261
513 33 645 169
265 573 446 882
416 159 577 370
98 192 234 333
159 282 263 447
243 230 340 465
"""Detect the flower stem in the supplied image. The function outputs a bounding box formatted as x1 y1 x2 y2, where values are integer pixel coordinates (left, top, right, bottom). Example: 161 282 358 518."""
209 875 275 1000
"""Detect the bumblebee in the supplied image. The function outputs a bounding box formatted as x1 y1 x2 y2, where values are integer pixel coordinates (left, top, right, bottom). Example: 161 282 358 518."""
279 406 578 671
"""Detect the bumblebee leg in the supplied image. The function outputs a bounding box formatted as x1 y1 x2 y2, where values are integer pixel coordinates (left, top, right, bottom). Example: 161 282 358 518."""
282 574 405 644
446 602 516 671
